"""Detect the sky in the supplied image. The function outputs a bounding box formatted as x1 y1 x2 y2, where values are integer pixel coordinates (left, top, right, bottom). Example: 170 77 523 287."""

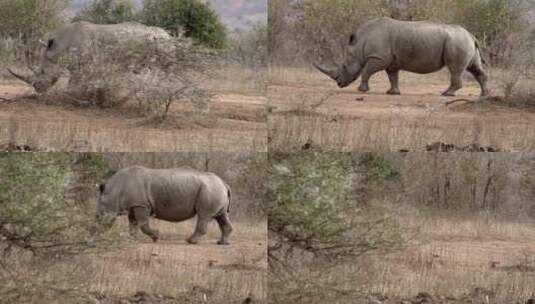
69 0 267 32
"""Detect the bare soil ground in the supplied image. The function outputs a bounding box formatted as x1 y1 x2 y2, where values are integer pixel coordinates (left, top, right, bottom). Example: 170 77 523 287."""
269 67 535 152
349 217 535 304
0 81 266 152
89 220 266 303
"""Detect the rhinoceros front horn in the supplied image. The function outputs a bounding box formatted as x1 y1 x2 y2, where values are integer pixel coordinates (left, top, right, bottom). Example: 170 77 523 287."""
6 68 34 86
313 62 338 80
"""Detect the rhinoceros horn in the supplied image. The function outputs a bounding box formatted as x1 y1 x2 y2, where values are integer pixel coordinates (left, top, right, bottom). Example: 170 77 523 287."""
6 68 35 86
313 62 338 80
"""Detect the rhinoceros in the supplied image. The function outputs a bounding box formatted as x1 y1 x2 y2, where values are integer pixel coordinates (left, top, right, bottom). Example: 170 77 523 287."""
314 18 489 96
7 21 175 93
95 166 233 245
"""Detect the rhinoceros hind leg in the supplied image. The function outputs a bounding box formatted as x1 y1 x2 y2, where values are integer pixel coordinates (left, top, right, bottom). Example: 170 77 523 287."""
386 69 401 95
215 212 233 245
467 64 489 96
187 216 210 244
133 207 159 242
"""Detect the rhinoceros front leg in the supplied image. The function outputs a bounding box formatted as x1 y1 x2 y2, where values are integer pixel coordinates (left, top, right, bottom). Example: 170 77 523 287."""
215 212 233 245
132 207 159 242
186 216 210 244
442 67 463 96
128 209 138 237
358 58 388 93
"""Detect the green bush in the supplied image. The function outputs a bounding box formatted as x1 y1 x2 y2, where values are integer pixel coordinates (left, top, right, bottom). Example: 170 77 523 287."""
268 152 403 303
0 153 120 303
74 0 136 24
0 0 67 65
141 0 228 49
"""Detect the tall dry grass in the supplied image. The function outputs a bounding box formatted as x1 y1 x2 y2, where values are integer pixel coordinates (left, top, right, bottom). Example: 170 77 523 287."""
355 211 535 303
89 218 267 302
268 67 535 152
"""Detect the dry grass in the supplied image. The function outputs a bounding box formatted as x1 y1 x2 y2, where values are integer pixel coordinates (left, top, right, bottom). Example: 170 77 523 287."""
268 66 535 152
336 210 535 302
0 116 265 152
0 64 268 152
204 63 266 96
89 219 267 302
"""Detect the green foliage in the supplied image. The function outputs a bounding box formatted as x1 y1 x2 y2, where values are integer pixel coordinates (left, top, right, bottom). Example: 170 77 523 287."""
268 152 403 303
141 0 228 49
268 152 402 258
358 152 399 183
74 0 136 24
0 153 116 256
0 0 67 64
0 0 67 38
0 153 123 303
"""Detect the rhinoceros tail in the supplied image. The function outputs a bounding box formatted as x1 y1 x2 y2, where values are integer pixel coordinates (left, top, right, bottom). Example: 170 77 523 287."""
226 187 231 213
473 36 486 65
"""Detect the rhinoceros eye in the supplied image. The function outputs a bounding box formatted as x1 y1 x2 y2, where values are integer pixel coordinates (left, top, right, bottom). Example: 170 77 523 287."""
48 39 55 49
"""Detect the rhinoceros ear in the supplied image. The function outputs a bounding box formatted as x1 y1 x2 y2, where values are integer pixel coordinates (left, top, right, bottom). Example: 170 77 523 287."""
98 183 105 194
349 33 357 45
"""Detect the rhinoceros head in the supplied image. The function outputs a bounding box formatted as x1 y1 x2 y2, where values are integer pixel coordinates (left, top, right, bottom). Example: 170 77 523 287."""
314 61 363 88
6 39 61 93
314 33 363 87
94 183 119 229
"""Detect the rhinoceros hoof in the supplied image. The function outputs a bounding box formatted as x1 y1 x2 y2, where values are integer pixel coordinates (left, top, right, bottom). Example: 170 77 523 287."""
217 240 231 245
358 86 369 92
386 89 400 95
186 238 199 244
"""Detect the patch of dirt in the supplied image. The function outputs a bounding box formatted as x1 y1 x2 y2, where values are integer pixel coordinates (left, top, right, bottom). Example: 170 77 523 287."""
269 71 535 152
0 83 266 152
89 229 266 302
368 288 534 304
90 290 260 304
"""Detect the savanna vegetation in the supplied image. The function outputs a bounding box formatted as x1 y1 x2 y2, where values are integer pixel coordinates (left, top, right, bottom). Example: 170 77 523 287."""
268 0 535 153
268 152 535 303
269 0 535 101
0 152 267 303
0 0 267 152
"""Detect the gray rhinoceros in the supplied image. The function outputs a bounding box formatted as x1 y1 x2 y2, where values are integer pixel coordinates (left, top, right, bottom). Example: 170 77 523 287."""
315 18 489 96
7 21 175 93
95 166 233 245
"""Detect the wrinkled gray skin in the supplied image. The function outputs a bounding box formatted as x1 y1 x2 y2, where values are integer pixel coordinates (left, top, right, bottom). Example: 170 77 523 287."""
95 166 233 245
7 21 173 93
315 18 489 96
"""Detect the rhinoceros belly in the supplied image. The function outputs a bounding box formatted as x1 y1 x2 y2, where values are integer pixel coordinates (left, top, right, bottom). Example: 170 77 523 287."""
153 201 196 222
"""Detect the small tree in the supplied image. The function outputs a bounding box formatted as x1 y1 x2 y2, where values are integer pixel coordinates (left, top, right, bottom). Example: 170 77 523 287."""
141 0 228 49
0 0 67 65
230 23 267 69
0 153 121 302
74 0 136 24
267 152 403 303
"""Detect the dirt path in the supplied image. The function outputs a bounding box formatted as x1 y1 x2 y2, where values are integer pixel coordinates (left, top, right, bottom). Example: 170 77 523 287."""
0 84 267 152
269 70 535 152
90 230 266 302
